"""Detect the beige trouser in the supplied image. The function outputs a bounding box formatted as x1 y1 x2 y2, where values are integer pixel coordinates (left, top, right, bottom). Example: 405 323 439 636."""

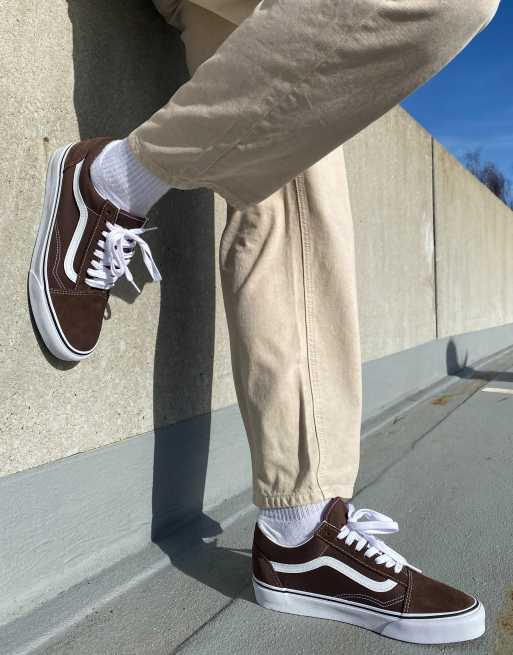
131 0 499 507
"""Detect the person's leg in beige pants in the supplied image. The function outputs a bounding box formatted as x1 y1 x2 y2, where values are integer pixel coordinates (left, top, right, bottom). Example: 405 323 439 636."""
143 0 500 510
165 1 362 508
131 0 499 208
26 0 495 638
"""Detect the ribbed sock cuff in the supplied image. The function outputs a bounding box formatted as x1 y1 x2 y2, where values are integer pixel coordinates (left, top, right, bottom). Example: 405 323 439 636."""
90 138 171 216
257 499 332 546
258 499 330 522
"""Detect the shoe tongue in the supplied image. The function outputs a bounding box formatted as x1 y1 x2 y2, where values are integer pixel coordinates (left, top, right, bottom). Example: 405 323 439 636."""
115 209 146 231
322 498 348 528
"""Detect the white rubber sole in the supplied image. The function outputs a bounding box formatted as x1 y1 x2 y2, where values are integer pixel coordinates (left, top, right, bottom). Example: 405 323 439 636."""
253 577 485 644
28 144 94 362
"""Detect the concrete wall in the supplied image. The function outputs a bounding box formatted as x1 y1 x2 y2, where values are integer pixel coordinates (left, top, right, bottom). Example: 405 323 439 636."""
434 141 513 337
0 0 235 478
345 109 437 361
2 0 513 484
4 0 513 629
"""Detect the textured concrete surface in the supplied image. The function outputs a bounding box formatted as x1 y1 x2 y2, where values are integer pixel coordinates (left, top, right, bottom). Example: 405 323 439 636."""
2 333 513 630
345 108 436 362
2 2 513 491
0 404 250 627
4 348 513 654
3 3 513 652
0 1 236 478
362 325 513 423
434 142 513 338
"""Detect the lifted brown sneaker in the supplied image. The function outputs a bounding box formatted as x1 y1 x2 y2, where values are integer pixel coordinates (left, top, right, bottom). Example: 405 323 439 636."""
253 499 485 644
29 139 161 361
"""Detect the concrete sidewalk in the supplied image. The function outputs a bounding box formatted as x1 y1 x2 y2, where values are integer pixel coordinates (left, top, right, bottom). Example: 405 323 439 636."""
4 351 513 655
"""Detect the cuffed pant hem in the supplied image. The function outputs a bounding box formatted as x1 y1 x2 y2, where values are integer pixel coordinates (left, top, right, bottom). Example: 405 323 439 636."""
127 132 252 210
253 484 355 509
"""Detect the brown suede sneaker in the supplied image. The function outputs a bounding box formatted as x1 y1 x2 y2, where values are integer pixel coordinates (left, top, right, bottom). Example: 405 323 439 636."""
29 139 161 361
253 499 485 644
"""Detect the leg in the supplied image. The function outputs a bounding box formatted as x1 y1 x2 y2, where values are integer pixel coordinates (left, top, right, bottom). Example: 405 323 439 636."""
172 7 488 643
220 156 361 508
171 1 360 507
130 0 500 208
29 1 493 641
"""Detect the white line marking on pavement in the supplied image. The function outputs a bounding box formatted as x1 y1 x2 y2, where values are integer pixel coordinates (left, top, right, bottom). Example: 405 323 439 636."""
481 387 513 395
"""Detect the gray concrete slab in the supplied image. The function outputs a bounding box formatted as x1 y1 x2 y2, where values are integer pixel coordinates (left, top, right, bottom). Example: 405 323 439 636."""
434 142 513 339
345 108 436 362
0 0 237 480
0 404 251 628
4 340 513 629
4 0 512 517
5 351 513 655
172 370 513 655
361 326 513 423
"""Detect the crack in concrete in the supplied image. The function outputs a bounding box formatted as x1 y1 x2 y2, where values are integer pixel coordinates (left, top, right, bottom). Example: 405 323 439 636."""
169 376 493 653
355 378 486 498
171 583 252 654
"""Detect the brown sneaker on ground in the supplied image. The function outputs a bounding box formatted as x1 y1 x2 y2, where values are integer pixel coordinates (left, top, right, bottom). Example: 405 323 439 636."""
29 139 161 361
252 498 485 644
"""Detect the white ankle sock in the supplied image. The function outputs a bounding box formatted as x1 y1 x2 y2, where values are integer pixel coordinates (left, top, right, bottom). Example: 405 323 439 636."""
90 139 171 216
257 499 331 547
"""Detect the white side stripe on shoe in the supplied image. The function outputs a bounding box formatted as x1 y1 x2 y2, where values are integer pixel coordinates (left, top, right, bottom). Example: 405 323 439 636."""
64 160 88 284
269 557 398 593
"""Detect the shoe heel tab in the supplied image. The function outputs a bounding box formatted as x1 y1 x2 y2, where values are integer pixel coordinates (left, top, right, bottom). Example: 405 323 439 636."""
252 541 282 588
252 521 268 547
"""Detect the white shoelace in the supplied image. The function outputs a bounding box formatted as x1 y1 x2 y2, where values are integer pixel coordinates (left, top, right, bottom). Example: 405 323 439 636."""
86 221 162 292
336 504 421 574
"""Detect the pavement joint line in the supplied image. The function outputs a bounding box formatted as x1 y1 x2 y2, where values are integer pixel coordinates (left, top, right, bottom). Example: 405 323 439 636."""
362 375 473 441
170 586 252 655
10 352 513 654
408 377 484 450
172 370 491 651
7 502 256 655
356 375 486 499
167 368 499 654
170 507 257 650
362 345 513 441
7 554 175 655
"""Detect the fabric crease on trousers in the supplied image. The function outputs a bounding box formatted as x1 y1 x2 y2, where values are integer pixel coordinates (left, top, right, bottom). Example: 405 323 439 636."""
132 0 499 507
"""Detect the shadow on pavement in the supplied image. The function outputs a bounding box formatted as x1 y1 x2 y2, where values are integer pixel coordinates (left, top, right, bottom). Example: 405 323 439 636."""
68 0 247 601
446 338 513 383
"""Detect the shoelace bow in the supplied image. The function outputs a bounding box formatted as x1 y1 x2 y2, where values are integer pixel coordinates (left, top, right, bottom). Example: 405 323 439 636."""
336 503 421 574
86 221 162 293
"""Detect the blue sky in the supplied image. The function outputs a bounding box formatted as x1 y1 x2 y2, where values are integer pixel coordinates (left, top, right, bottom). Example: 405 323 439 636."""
402 1 512 179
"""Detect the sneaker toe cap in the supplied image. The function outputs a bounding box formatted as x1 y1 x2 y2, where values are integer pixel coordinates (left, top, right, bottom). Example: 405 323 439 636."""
50 291 107 354
407 571 477 615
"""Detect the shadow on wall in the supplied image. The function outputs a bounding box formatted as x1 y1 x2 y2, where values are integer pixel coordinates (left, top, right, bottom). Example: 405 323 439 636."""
67 0 238 579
